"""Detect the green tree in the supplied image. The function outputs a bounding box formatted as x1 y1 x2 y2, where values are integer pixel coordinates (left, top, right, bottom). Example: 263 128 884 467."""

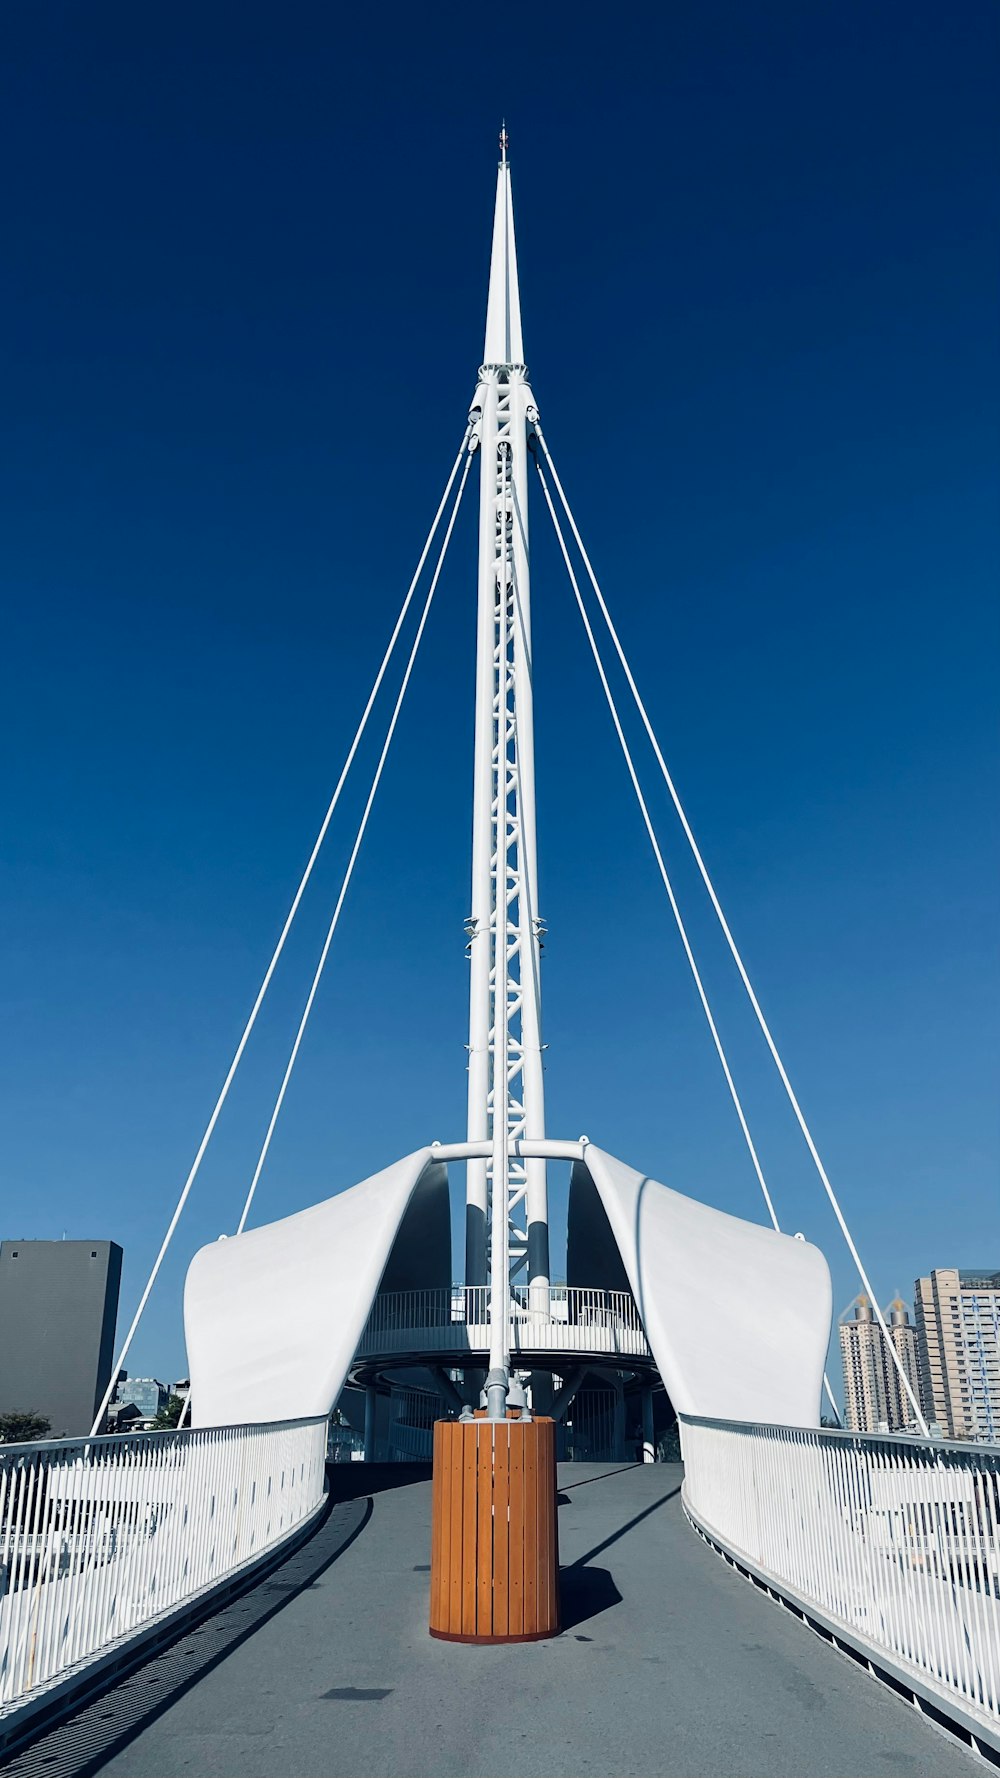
153 1394 186 1430
0 1412 51 1443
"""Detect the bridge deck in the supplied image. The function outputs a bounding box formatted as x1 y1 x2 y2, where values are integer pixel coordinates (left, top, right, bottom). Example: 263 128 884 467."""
28 1464 979 1778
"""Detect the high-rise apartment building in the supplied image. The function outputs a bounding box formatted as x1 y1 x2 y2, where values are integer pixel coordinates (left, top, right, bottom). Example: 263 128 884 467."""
914 1268 1000 1441
0 1240 122 1437
839 1296 923 1433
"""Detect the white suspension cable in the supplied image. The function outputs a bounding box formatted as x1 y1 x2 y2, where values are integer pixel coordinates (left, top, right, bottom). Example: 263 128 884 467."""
535 457 845 1424
235 441 476 1236
823 1366 842 1425
535 461 779 1222
534 423 923 1436
90 428 474 1437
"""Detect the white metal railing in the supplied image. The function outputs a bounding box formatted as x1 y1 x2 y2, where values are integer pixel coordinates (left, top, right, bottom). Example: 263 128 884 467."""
0 1417 328 1714
356 1284 650 1361
681 1415 1000 1743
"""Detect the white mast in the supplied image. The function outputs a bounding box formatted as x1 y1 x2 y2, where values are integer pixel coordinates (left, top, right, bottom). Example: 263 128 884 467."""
466 132 549 1338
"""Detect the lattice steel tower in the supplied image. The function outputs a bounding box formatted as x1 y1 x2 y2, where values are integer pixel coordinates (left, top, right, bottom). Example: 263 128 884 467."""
465 134 549 1297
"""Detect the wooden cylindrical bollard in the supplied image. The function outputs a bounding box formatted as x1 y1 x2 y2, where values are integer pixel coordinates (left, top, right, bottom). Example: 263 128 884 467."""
429 1415 560 1642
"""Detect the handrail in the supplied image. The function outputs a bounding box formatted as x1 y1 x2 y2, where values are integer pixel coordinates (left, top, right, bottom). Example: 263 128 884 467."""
680 1410 998 1459
0 1413 329 1460
0 1416 328 1718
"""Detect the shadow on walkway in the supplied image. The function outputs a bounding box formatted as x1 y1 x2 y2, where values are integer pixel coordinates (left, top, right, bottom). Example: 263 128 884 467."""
325 1462 432 1504
563 1482 682 1571
556 1474 681 1632
559 1565 623 1630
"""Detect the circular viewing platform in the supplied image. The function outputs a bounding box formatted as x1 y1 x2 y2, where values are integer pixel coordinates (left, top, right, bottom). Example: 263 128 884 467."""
352 1285 652 1376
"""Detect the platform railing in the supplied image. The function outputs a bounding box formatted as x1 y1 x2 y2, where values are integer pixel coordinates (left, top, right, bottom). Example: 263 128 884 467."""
0 1416 328 1716
680 1414 1000 1748
356 1284 650 1360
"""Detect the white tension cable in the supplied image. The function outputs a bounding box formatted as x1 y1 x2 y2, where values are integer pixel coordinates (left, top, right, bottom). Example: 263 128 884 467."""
533 423 926 1437
90 426 476 1437
534 457 779 1229
535 452 842 1428
235 441 476 1235
173 448 477 1429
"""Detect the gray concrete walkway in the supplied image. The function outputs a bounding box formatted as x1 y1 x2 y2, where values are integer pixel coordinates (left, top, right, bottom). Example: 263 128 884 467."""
24 1464 982 1778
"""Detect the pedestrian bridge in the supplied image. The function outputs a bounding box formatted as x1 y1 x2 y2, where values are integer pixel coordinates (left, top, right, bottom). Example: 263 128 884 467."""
2 1458 993 1777
1 1416 998 1773
2 125 991 1778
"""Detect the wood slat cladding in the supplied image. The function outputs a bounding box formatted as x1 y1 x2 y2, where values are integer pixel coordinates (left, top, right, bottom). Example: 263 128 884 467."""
429 1418 559 1642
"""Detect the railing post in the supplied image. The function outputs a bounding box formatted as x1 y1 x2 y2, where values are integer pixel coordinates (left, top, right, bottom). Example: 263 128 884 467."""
363 1386 377 1462
641 1385 655 1462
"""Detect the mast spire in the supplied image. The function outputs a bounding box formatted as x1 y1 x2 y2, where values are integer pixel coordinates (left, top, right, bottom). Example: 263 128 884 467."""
466 144 548 1396
483 128 523 368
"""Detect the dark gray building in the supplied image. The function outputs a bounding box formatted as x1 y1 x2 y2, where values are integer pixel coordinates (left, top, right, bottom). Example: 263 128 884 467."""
0 1240 122 1437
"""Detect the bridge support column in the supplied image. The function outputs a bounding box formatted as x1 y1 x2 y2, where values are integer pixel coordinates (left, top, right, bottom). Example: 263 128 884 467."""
364 1385 377 1462
550 1367 587 1422
613 1375 626 1461
641 1384 655 1463
529 1371 554 1418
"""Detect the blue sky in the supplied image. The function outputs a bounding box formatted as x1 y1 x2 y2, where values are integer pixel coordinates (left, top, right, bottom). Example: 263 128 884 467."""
2 2 997 1392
